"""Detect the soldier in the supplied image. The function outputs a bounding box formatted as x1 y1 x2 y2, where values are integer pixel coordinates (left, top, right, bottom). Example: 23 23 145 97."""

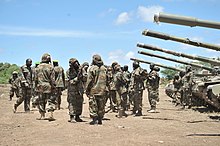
122 65 131 110
20 58 33 112
32 62 40 108
14 70 31 112
66 58 84 123
129 61 148 116
8 71 19 101
85 54 107 125
35 53 56 120
181 65 193 109
53 60 65 110
114 64 128 117
147 65 160 113
172 74 183 105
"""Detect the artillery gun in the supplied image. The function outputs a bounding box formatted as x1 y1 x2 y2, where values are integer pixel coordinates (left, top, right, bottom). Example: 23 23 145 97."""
141 30 220 52
138 50 220 110
137 43 220 66
154 12 220 30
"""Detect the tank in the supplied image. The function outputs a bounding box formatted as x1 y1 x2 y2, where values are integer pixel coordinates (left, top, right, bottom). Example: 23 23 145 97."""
154 12 220 30
141 30 220 52
137 43 220 66
138 50 213 72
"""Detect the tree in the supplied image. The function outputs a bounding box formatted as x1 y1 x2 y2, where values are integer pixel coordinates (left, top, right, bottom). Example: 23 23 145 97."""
0 62 20 84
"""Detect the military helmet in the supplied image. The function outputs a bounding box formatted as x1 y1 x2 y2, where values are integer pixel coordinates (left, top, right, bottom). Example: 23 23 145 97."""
41 53 51 63
133 61 139 68
185 65 192 72
153 66 160 72
114 64 121 71
92 54 103 65
12 71 18 75
123 65 128 71
69 58 78 64
111 61 118 68
179 71 185 78
174 74 179 80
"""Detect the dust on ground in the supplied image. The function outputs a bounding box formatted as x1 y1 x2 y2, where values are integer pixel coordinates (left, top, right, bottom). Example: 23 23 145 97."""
0 84 220 146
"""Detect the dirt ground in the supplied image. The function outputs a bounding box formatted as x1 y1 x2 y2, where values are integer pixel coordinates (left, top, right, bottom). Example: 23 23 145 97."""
0 84 220 146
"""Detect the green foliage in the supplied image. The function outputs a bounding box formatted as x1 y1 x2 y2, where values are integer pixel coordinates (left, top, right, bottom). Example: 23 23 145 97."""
160 69 178 80
0 62 20 84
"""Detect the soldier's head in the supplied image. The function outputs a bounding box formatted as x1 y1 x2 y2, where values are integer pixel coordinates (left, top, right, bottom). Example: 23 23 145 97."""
132 61 139 70
123 65 128 72
185 65 192 73
82 62 89 71
53 60 59 67
41 53 51 63
111 62 118 70
150 63 155 70
26 58 32 67
12 71 18 78
92 54 103 66
153 66 160 72
107 66 112 72
114 64 121 72
179 71 185 78
174 74 179 80
69 58 80 69
23 70 29 78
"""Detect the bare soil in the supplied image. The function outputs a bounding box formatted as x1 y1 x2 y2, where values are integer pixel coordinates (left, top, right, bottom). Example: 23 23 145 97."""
0 84 220 146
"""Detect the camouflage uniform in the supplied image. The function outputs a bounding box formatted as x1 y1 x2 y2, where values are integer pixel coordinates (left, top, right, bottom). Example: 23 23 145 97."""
122 65 131 110
20 59 33 111
129 61 148 116
85 54 107 125
147 66 160 112
32 62 40 108
35 53 56 120
114 64 127 117
181 66 193 109
8 71 19 101
53 60 65 110
66 58 84 123
172 74 182 105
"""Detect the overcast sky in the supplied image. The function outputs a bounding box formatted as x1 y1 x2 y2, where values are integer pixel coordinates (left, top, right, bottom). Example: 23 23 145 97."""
0 0 220 71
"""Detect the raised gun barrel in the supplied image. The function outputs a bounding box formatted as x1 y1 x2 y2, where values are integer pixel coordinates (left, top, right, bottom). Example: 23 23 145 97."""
137 43 220 66
154 12 220 30
142 30 220 51
130 58 183 72
138 50 213 72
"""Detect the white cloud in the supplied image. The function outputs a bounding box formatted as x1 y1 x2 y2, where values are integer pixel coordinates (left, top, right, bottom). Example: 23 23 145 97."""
125 51 135 59
137 5 164 22
115 12 131 25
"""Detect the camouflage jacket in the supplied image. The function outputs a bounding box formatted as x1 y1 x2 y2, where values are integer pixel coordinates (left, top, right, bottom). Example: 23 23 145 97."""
66 67 84 94
8 76 18 89
114 71 127 94
21 65 33 88
182 71 193 88
173 78 182 91
148 70 160 90
35 63 55 93
85 65 107 96
123 70 131 89
54 66 65 88
129 67 148 91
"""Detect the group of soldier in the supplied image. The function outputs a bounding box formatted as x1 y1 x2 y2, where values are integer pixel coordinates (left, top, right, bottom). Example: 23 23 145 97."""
171 65 194 109
8 53 160 125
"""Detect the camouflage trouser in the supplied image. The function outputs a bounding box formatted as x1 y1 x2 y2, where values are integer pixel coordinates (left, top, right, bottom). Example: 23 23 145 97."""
67 91 83 116
121 92 128 110
55 87 62 108
10 88 19 98
181 88 192 107
133 90 143 112
148 88 159 109
14 88 32 111
115 90 122 109
38 93 56 113
89 95 105 118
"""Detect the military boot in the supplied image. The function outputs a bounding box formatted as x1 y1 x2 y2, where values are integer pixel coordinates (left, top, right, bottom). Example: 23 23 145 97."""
68 115 75 123
89 117 98 125
135 110 142 116
48 111 55 121
75 115 83 122
36 112 45 120
13 104 17 113
98 116 102 125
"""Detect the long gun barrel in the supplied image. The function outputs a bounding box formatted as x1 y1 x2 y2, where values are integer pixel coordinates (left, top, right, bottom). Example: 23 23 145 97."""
137 43 220 66
142 30 220 51
138 50 213 72
130 58 183 72
154 12 220 30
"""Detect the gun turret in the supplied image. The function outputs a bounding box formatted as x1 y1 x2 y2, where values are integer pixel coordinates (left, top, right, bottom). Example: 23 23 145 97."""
141 30 220 51
130 58 183 72
138 50 213 72
154 12 220 30
137 43 220 66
